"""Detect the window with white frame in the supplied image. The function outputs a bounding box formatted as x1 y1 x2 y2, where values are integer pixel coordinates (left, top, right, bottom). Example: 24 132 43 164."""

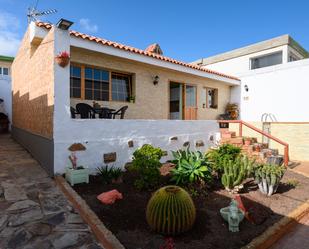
250 51 283 70
0 67 9 76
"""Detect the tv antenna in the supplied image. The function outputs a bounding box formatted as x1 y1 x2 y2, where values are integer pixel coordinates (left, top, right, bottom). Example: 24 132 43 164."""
27 0 57 23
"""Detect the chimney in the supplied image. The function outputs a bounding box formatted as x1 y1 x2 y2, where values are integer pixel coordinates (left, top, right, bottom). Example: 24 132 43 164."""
145 43 163 55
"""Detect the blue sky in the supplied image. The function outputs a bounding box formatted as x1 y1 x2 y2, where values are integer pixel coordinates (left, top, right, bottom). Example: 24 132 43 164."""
0 0 309 61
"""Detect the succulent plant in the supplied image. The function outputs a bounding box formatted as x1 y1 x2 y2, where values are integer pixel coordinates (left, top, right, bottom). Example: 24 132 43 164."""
146 185 196 235
221 155 254 192
253 164 285 196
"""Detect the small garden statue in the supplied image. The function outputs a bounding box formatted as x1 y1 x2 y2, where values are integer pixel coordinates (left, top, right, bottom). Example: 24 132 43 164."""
69 152 77 169
220 199 244 232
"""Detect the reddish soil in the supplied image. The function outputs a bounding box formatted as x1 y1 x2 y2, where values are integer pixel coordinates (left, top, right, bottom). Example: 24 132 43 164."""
73 170 309 249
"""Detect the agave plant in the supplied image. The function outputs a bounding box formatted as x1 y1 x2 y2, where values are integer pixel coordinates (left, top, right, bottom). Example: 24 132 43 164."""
171 148 212 185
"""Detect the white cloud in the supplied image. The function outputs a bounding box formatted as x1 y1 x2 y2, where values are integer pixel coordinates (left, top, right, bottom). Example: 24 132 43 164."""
0 11 20 56
79 18 98 33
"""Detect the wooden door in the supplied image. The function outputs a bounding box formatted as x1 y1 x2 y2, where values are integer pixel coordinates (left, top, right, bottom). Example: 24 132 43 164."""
184 85 197 120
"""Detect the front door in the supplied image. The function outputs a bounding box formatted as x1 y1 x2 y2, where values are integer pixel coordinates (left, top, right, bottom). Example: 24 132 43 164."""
169 83 197 120
184 85 197 120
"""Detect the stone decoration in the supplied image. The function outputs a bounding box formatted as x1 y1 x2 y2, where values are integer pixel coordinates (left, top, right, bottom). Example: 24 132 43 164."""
68 143 86 151
128 140 134 148
97 190 123 205
183 141 190 147
170 136 178 141
104 152 117 163
195 140 205 147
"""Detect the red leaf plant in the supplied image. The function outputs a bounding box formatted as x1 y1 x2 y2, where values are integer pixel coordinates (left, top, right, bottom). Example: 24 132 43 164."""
56 51 70 59
160 237 175 249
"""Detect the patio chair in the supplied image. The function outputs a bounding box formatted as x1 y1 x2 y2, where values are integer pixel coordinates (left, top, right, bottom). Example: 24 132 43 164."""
70 107 78 119
111 106 128 119
76 103 96 119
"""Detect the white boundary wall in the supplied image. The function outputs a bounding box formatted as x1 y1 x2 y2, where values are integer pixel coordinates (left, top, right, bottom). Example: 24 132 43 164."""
51 27 220 174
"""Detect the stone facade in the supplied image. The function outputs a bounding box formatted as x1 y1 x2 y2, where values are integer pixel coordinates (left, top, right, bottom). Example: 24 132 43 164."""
70 47 232 120
11 28 55 139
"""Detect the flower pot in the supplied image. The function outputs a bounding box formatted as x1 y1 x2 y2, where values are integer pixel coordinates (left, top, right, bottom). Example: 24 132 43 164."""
55 56 70 67
65 166 89 186
244 139 251 146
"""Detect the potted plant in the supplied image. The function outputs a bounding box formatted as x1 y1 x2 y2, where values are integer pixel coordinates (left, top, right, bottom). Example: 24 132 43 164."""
128 95 135 103
243 137 252 146
65 152 89 186
55 51 70 67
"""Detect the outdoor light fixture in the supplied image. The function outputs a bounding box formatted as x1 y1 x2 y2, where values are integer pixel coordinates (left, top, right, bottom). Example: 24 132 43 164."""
244 84 249 92
56 18 74 30
153 75 159 85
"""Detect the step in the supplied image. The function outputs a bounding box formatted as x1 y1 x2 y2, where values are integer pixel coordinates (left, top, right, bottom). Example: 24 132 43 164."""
220 137 243 145
220 131 236 139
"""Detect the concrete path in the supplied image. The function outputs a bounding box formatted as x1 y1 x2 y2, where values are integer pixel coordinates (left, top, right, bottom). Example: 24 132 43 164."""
0 134 103 249
271 215 309 249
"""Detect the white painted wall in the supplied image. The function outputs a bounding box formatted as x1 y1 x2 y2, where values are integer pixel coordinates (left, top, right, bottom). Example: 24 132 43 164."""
0 75 12 124
204 45 288 76
237 58 309 121
51 26 220 174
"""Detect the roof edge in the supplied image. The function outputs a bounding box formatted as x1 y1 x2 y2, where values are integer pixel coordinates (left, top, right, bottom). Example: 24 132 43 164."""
0 55 14 62
35 21 240 82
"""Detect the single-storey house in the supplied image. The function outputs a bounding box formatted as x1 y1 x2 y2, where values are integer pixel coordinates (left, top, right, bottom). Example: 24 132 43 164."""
11 20 240 175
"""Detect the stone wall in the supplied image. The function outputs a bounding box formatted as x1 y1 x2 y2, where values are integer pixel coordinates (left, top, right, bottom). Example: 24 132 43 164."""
11 28 55 138
70 47 232 120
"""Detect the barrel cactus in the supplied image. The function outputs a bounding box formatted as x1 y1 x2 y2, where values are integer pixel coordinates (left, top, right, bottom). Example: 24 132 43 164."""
146 185 196 235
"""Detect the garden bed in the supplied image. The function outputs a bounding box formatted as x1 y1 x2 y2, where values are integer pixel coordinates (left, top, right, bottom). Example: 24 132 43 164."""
73 169 309 249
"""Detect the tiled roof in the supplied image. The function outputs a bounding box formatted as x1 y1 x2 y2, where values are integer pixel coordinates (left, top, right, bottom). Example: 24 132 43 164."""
36 22 239 81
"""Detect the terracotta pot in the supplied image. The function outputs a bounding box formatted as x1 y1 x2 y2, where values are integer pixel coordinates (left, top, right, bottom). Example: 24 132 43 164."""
55 56 70 67
244 139 251 146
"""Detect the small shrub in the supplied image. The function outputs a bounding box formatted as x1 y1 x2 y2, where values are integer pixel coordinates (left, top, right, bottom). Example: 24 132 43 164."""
286 178 299 187
97 165 122 184
132 144 164 190
171 148 212 185
206 144 241 173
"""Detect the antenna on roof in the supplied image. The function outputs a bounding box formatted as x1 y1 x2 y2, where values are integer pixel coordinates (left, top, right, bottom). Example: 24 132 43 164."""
27 0 57 23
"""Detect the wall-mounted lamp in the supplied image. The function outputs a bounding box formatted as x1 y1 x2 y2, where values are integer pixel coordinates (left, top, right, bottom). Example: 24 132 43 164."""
244 84 249 92
153 75 159 85
56 18 74 30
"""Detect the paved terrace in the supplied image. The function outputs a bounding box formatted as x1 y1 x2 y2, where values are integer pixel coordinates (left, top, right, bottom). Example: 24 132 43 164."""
0 134 103 249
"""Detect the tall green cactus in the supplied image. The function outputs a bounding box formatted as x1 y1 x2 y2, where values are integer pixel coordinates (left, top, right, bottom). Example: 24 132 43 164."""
221 156 252 191
146 185 196 235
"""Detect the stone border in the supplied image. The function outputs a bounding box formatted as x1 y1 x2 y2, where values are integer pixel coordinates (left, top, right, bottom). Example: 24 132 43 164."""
54 175 125 249
242 199 309 249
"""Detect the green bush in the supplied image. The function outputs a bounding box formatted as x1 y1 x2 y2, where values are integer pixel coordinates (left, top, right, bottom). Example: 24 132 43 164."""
97 165 122 184
132 144 164 190
206 144 241 173
171 148 212 185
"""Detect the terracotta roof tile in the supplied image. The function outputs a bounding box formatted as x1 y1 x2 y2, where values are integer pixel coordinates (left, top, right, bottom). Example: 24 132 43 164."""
35 22 239 81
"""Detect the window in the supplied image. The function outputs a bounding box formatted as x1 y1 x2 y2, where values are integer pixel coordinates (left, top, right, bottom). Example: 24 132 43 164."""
205 88 218 109
111 73 131 102
70 64 133 102
85 67 109 101
250 51 282 70
289 52 299 62
185 85 196 107
3 68 9 75
70 66 81 98
0 68 2 75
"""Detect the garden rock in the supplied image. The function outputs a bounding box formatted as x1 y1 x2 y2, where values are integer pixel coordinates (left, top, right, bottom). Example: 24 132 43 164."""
8 208 43 227
97 189 123 205
2 182 28 202
7 199 39 213
26 222 52 236
45 212 66 226
67 213 84 224
0 215 8 230
7 229 33 249
52 232 80 249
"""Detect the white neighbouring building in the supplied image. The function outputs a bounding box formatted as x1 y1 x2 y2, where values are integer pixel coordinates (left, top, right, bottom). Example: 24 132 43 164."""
0 55 14 125
193 35 309 122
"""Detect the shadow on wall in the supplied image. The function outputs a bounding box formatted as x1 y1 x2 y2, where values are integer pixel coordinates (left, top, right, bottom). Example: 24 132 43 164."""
11 91 54 176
